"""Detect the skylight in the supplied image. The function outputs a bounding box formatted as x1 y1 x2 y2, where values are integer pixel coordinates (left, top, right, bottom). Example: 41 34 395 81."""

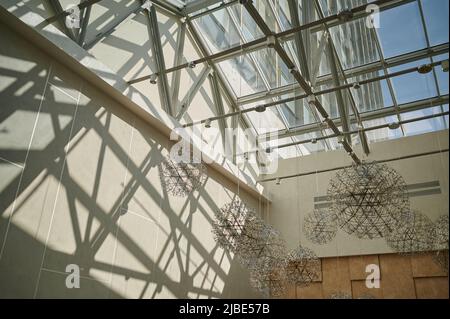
188 0 449 159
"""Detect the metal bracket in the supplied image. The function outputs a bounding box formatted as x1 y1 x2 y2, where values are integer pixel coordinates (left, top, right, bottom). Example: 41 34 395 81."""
266 35 276 48
142 0 153 11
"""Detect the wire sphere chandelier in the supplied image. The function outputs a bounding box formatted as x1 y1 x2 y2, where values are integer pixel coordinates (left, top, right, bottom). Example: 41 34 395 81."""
432 215 449 273
235 224 287 270
249 256 288 298
434 214 449 250
303 209 338 245
159 157 206 197
211 198 289 298
328 161 409 239
211 199 263 253
285 245 321 287
386 211 435 255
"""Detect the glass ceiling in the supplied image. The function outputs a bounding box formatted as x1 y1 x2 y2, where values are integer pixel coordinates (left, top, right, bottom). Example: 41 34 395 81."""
184 0 449 159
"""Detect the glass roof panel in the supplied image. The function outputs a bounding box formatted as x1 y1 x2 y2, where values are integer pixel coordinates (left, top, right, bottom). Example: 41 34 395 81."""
280 98 319 128
349 74 394 112
242 100 288 135
376 1 427 59
329 16 380 70
444 104 449 127
434 53 450 95
421 0 449 47
217 53 268 96
163 0 190 8
189 0 448 160
228 2 265 40
252 0 279 32
401 106 447 136
389 58 438 105
193 5 254 54
361 116 403 144
318 0 371 16
316 85 341 119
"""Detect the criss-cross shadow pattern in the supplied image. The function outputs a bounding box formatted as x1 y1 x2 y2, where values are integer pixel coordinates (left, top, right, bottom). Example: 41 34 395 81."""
0 6 264 298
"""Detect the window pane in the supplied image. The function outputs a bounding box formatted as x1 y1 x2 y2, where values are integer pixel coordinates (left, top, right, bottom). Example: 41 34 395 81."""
349 74 394 112
194 8 243 53
389 59 438 104
401 106 447 136
421 0 449 46
218 54 267 96
434 54 449 95
376 2 427 59
329 16 380 70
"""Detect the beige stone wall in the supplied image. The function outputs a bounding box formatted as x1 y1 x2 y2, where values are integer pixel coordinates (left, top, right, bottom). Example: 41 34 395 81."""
0 20 264 299
263 130 449 257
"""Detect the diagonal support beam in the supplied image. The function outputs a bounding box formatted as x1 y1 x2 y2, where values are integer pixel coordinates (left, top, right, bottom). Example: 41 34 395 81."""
310 30 329 87
143 0 173 116
84 4 145 50
46 0 103 24
209 70 230 153
285 0 331 151
314 0 370 154
171 21 187 109
176 65 212 120
287 0 310 81
327 44 354 147
182 60 447 129
237 43 449 106
241 0 361 164
260 95 449 141
77 0 92 47
185 19 251 131
45 0 182 25
272 111 449 152
183 0 230 15
129 0 412 85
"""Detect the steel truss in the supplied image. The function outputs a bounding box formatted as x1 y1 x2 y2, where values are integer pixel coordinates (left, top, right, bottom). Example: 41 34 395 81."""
43 0 449 163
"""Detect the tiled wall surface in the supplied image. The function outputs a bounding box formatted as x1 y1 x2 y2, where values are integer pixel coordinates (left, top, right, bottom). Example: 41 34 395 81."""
285 252 449 299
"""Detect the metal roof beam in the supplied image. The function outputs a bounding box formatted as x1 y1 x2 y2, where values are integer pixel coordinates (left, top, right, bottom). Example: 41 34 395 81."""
128 0 412 85
260 95 449 141
240 0 361 164
237 43 449 106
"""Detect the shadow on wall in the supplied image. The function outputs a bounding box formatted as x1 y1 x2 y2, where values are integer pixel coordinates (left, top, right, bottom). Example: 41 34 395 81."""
81 0 225 126
0 20 262 299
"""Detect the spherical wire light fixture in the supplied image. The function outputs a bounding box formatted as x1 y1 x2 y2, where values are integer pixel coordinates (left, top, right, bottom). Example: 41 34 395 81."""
285 245 321 287
328 161 410 239
386 211 435 255
249 255 288 298
432 214 449 273
303 208 338 245
212 198 263 253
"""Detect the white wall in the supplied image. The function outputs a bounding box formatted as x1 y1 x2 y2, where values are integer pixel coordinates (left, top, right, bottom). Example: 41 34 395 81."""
263 130 449 257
